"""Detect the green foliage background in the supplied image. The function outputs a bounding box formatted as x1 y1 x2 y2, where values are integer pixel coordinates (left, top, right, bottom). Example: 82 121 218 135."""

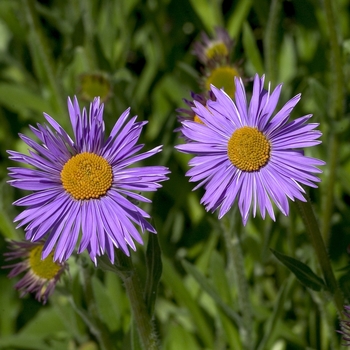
0 0 350 349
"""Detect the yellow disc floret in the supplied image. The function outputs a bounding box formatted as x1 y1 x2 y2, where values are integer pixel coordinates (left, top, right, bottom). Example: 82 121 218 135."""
227 126 270 172
205 42 229 60
205 66 239 98
29 245 61 280
61 152 113 200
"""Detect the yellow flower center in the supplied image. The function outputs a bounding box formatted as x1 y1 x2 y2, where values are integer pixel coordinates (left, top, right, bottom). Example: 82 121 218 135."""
29 245 61 280
205 66 239 98
61 152 113 200
227 126 270 172
193 114 204 124
205 42 229 60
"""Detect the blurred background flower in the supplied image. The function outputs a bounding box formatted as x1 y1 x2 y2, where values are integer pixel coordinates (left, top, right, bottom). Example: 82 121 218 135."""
2 240 67 304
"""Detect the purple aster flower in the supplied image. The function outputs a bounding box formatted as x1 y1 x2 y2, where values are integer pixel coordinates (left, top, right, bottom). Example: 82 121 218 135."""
2 240 67 304
192 27 234 65
176 74 324 225
8 97 169 263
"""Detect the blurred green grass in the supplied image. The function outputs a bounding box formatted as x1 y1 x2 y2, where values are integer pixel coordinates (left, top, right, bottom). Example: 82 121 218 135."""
1 0 350 349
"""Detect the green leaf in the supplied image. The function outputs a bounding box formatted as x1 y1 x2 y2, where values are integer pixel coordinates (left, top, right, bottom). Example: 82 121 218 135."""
182 259 241 325
0 83 55 118
188 0 223 32
162 257 214 348
227 0 253 39
306 77 329 119
278 34 296 84
242 22 264 75
0 180 18 239
19 307 67 337
91 276 121 332
257 275 294 350
144 232 163 316
271 249 326 292
163 324 200 350
209 251 241 349
0 335 48 350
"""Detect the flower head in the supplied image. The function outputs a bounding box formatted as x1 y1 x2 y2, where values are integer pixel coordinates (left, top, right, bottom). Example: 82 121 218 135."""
176 91 216 132
3 240 67 304
192 27 234 65
8 97 169 263
203 65 240 99
176 74 324 225
79 72 112 103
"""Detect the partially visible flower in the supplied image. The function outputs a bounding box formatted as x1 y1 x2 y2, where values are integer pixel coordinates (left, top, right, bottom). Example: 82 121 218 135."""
203 64 240 99
176 91 216 127
79 73 112 103
338 305 350 345
2 240 67 304
192 27 234 65
8 97 169 264
176 74 324 225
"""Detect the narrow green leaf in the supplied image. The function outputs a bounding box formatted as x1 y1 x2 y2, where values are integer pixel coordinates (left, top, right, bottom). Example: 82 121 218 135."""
257 275 293 350
91 276 120 332
19 307 67 337
182 259 241 325
227 0 253 38
162 257 214 347
0 335 48 350
242 21 264 75
278 34 296 84
188 0 223 32
271 249 326 291
163 324 200 350
306 77 328 118
144 232 163 316
0 83 54 118
209 252 241 349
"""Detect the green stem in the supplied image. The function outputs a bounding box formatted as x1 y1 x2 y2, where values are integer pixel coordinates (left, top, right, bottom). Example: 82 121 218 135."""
115 250 159 350
22 0 65 115
264 0 282 85
296 198 343 315
221 216 254 350
321 0 344 243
